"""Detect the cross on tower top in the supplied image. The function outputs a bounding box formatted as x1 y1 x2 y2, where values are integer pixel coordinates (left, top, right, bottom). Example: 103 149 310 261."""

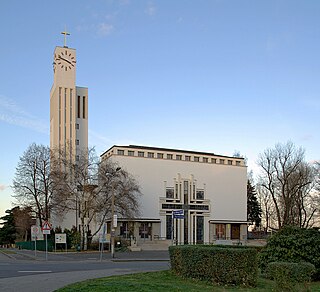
61 29 70 47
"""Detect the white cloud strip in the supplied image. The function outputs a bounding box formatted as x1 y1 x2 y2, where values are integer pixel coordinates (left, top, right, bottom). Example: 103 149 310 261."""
0 95 49 134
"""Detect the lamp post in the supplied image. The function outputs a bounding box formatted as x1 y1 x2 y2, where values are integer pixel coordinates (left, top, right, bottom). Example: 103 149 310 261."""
110 167 121 258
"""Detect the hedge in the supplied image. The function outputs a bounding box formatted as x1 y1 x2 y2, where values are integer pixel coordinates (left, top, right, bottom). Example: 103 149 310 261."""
259 226 320 279
16 240 54 252
169 245 258 287
266 261 316 291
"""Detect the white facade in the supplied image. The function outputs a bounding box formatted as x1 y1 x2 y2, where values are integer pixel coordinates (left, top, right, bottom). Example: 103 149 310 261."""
49 42 247 245
101 145 248 245
50 46 88 163
50 44 88 229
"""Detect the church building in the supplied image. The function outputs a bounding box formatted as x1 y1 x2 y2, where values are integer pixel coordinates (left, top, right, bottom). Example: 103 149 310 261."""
101 145 247 246
50 34 247 247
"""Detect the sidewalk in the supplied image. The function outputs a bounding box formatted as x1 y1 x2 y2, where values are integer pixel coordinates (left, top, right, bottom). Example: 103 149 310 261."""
0 249 170 292
2 248 170 262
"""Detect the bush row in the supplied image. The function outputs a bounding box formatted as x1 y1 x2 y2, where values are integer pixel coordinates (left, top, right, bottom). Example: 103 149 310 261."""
266 261 316 291
259 226 320 279
169 245 258 287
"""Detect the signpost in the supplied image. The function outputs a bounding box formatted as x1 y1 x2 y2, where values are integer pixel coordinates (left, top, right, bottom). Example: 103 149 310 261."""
41 221 52 261
55 233 67 252
173 209 184 219
100 223 107 261
172 210 184 245
31 225 40 257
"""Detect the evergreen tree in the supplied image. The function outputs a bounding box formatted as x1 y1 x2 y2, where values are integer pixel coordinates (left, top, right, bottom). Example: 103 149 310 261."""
0 208 17 244
247 179 262 227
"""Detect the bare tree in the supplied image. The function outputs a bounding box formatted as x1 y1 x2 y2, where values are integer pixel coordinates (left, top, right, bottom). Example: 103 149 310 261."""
51 147 141 250
257 142 317 230
13 206 34 241
12 143 53 227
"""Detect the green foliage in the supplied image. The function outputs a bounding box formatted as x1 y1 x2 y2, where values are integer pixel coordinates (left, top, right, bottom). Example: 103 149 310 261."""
266 262 316 291
247 179 262 227
259 226 320 279
15 240 54 251
0 209 17 244
169 245 258 287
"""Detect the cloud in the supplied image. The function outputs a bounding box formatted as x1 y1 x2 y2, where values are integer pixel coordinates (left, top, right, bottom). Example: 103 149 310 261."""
0 95 49 134
0 184 7 191
97 22 114 36
145 1 156 16
300 134 313 141
177 17 183 23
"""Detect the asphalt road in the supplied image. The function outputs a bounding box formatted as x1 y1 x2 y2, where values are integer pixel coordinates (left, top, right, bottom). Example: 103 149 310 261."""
0 249 170 292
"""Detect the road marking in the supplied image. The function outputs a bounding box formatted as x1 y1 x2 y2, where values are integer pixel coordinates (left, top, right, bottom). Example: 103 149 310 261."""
18 271 52 273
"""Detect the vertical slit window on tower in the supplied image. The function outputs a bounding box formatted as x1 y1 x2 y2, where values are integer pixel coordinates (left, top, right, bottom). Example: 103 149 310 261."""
70 89 73 122
77 96 80 118
83 96 85 119
64 89 67 144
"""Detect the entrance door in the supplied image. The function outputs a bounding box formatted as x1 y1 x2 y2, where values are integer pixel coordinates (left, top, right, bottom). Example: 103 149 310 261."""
231 224 240 240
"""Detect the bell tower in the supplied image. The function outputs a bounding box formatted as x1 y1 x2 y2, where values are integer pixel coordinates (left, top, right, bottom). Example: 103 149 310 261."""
50 30 88 162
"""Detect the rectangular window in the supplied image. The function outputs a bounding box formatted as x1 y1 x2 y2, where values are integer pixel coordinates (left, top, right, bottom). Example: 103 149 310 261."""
185 155 191 161
128 150 134 156
211 158 217 163
166 188 174 199
216 224 226 240
117 149 124 155
148 152 154 158
167 154 173 159
236 161 241 166
76 139 79 146
194 156 200 162
220 159 225 164
83 96 86 119
196 216 204 244
138 151 144 157
203 157 208 163
76 123 79 129
139 223 151 239
76 155 79 161
166 215 173 239
77 96 80 118
228 160 233 165
196 190 204 200
184 181 189 204
176 155 182 160
157 153 163 159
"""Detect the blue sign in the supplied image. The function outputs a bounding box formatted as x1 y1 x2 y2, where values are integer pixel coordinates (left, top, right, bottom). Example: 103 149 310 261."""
173 209 184 219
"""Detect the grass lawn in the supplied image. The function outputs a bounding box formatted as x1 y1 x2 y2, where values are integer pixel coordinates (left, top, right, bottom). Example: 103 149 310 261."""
55 270 320 292
0 248 16 254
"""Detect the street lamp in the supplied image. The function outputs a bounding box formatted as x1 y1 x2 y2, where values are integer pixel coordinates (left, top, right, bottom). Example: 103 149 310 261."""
110 167 121 258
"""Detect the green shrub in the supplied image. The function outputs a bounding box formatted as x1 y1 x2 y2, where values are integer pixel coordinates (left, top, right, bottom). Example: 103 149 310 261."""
259 226 320 279
169 245 258 287
266 261 316 291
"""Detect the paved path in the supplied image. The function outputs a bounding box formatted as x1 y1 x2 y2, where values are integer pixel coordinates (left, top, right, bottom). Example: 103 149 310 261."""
0 249 170 292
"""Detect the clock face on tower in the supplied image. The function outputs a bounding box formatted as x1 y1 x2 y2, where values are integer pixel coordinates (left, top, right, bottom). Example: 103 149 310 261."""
53 50 76 72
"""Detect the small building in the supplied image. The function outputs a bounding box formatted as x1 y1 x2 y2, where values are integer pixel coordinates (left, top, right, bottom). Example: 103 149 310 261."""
101 145 247 247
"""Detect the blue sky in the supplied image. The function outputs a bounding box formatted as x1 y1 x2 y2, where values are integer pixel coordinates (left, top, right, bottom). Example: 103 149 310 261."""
1 0 320 218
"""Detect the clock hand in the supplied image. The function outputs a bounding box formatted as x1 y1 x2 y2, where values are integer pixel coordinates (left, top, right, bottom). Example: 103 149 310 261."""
60 57 73 66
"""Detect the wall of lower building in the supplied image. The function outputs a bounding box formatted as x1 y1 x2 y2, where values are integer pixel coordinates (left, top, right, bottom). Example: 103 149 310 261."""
107 150 247 243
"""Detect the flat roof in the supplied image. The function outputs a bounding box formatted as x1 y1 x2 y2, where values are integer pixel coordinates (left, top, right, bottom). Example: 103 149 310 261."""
100 145 245 160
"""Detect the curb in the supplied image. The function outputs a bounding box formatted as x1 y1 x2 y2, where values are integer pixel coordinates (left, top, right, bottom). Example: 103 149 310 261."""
0 249 17 260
